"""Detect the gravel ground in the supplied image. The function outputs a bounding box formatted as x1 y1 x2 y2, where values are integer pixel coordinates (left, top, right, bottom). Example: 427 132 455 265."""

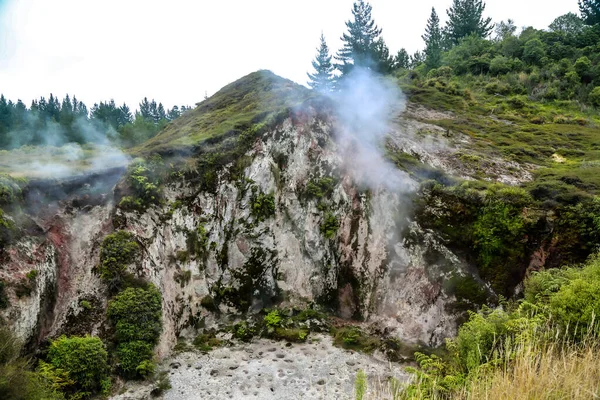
112 334 408 400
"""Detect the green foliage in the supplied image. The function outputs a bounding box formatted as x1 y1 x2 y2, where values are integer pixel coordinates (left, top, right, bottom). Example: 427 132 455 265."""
116 341 154 379
423 7 443 70
402 254 600 397
445 0 494 44
173 269 191 287
47 335 109 395
119 156 163 212
0 329 66 400
306 177 335 199
589 86 600 107
308 33 335 91
250 189 275 222
525 255 600 335
107 285 162 379
579 0 600 25
98 230 139 292
333 326 381 353
193 332 223 352
354 369 367 400
320 212 338 239
264 310 282 332
136 71 308 154
107 285 162 344
336 0 392 74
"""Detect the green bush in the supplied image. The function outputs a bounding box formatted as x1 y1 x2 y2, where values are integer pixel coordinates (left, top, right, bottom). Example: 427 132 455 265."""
264 310 282 332
320 212 338 239
119 156 163 212
523 39 546 65
250 189 275 221
589 86 600 107
107 285 162 380
116 341 154 379
107 285 162 344
0 328 66 400
489 56 513 75
47 335 109 394
98 231 140 292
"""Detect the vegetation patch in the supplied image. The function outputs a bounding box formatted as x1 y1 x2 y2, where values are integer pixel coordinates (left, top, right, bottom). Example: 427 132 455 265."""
47 335 110 397
250 188 275 222
97 230 140 293
320 212 339 239
107 285 162 379
118 155 164 212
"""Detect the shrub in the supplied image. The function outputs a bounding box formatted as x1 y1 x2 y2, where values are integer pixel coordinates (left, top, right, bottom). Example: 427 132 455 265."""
523 39 546 66
250 189 275 221
116 341 155 379
107 285 162 344
47 335 109 394
119 156 163 212
589 86 600 107
98 231 139 292
489 56 513 75
320 212 338 239
264 310 282 332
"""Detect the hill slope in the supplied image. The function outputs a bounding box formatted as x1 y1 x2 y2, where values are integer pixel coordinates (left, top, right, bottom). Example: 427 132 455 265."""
135 70 312 154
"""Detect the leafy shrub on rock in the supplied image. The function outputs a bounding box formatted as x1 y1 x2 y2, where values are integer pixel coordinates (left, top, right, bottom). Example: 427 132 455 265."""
107 285 162 344
47 335 109 395
98 230 139 292
107 285 162 379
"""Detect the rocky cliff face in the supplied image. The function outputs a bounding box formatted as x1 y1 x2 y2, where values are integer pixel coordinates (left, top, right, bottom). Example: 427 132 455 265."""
1 72 515 357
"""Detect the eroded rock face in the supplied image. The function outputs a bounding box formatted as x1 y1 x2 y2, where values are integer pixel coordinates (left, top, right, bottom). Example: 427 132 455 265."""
2 104 482 354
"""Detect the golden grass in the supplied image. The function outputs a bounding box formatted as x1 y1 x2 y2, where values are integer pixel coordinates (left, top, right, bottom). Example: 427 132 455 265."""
459 338 600 400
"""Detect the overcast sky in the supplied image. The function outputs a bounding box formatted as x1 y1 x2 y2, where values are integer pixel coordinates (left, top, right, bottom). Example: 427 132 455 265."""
0 0 579 110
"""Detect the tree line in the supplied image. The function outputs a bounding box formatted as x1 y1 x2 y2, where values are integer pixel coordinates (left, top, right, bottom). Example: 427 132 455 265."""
0 94 192 149
307 0 600 107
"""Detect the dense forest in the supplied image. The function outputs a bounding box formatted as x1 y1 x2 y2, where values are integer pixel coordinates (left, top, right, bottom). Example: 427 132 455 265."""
308 0 600 110
0 94 191 149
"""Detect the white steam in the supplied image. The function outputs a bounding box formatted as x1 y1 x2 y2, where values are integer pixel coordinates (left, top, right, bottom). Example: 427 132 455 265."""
329 68 413 192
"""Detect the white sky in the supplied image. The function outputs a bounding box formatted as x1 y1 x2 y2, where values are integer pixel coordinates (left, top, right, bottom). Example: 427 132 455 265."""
0 0 578 110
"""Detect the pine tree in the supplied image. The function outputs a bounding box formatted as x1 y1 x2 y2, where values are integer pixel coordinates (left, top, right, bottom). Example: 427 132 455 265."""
157 103 167 121
335 0 384 74
167 106 180 121
446 0 493 45
394 49 410 70
423 7 443 69
579 0 600 25
118 104 133 127
410 51 425 68
307 33 335 92
149 100 159 124
139 98 151 120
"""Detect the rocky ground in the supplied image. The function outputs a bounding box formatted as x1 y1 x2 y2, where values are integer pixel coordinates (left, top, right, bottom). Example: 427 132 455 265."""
112 334 409 400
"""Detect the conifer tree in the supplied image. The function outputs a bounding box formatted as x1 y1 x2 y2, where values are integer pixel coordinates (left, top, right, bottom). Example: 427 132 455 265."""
336 0 385 74
446 0 493 45
167 106 180 121
579 0 600 25
423 7 443 69
139 98 151 120
307 33 335 91
157 103 167 121
394 48 410 70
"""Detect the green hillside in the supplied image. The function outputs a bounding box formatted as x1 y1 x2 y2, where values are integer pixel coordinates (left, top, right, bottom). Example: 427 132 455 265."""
134 70 312 154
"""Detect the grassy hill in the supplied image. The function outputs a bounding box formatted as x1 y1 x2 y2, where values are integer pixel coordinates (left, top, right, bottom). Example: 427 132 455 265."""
134 70 312 155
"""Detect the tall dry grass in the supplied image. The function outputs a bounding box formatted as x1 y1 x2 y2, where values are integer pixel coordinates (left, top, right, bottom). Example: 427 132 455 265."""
458 336 600 400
